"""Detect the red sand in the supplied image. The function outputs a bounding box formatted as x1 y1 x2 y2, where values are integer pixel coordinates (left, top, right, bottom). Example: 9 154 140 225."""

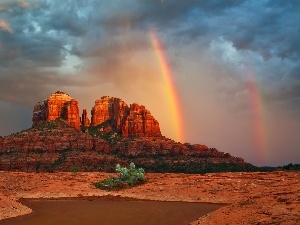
0 171 299 224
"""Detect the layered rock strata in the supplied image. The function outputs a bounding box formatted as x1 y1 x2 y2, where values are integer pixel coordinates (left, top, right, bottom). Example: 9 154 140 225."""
32 91 81 129
0 123 111 171
91 97 129 133
122 103 161 138
91 96 162 138
0 124 253 173
33 93 162 138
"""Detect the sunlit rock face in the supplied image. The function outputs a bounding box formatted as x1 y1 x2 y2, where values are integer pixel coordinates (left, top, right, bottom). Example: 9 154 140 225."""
91 96 129 133
91 96 162 138
32 92 162 137
122 103 162 138
32 91 81 129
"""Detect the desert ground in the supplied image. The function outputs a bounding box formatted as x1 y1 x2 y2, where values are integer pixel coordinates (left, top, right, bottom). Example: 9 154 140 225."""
0 171 299 224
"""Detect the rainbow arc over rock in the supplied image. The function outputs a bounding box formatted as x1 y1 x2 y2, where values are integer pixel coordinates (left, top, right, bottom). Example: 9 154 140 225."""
149 28 184 142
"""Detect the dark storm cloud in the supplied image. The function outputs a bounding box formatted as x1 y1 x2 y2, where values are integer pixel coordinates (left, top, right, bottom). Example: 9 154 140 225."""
0 32 65 68
40 1 90 37
263 66 300 105
0 70 67 106
0 0 81 106
230 2 300 60
98 0 245 29
0 0 299 109
0 2 64 67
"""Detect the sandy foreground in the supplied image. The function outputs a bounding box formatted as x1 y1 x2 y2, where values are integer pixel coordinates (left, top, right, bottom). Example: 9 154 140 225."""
0 171 299 224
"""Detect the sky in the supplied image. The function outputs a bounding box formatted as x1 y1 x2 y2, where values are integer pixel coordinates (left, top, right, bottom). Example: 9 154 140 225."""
0 0 299 166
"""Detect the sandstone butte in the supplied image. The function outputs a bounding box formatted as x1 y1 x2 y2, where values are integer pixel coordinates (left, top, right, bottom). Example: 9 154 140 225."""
0 90 254 172
1 91 299 224
32 91 81 130
32 91 161 138
90 96 162 138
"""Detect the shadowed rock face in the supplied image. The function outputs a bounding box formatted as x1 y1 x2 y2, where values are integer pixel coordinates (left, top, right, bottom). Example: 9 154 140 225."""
91 96 162 138
32 91 81 130
80 109 90 127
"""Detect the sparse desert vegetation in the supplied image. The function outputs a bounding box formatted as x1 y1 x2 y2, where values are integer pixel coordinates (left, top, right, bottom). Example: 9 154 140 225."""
94 162 146 190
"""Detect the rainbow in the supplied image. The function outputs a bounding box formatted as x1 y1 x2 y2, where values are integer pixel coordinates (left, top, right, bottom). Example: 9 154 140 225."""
246 68 267 165
149 28 184 143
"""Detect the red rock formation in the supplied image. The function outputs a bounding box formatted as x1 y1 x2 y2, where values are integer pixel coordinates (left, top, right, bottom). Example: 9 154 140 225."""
0 126 250 172
32 91 81 129
80 109 90 127
33 93 161 136
91 97 162 138
91 96 129 133
0 125 110 153
2 91 256 173
32 101 47 125
61 99 81 129
0 124 112 171
122 103 161 138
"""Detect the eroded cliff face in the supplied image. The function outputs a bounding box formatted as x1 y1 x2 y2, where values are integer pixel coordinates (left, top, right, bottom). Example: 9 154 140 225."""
91 97 129 133
61 99 81 129
32 91 81 129
91 97 162 138
122 103 161 138
33 93 162 138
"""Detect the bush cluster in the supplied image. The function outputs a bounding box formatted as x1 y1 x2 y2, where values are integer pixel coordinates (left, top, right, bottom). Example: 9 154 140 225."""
279 163 300 171
86 122 121 145
94 162 146 190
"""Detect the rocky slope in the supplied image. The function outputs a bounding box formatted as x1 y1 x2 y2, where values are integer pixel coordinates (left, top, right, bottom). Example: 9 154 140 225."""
0 119 255 173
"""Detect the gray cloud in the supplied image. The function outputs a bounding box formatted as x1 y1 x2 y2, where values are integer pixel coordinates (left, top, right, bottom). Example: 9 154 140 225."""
0 0 299 109
0 20 12 32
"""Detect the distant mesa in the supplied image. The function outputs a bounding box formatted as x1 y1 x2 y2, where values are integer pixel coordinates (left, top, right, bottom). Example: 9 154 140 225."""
32 91 162 138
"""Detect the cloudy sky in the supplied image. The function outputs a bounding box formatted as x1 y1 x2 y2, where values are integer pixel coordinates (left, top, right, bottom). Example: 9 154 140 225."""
0 0 299 166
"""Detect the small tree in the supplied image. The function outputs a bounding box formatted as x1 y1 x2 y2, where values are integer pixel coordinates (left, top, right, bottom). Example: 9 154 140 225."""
94 162 146 190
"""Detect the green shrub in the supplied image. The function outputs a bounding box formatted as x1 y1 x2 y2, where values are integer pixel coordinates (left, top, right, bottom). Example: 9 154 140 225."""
279 163 300 171
69 166 80 172
86 121 121 145
94 162 146 190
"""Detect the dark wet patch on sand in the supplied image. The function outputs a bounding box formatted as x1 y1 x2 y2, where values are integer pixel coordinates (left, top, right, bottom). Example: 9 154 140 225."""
1 196 224 225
